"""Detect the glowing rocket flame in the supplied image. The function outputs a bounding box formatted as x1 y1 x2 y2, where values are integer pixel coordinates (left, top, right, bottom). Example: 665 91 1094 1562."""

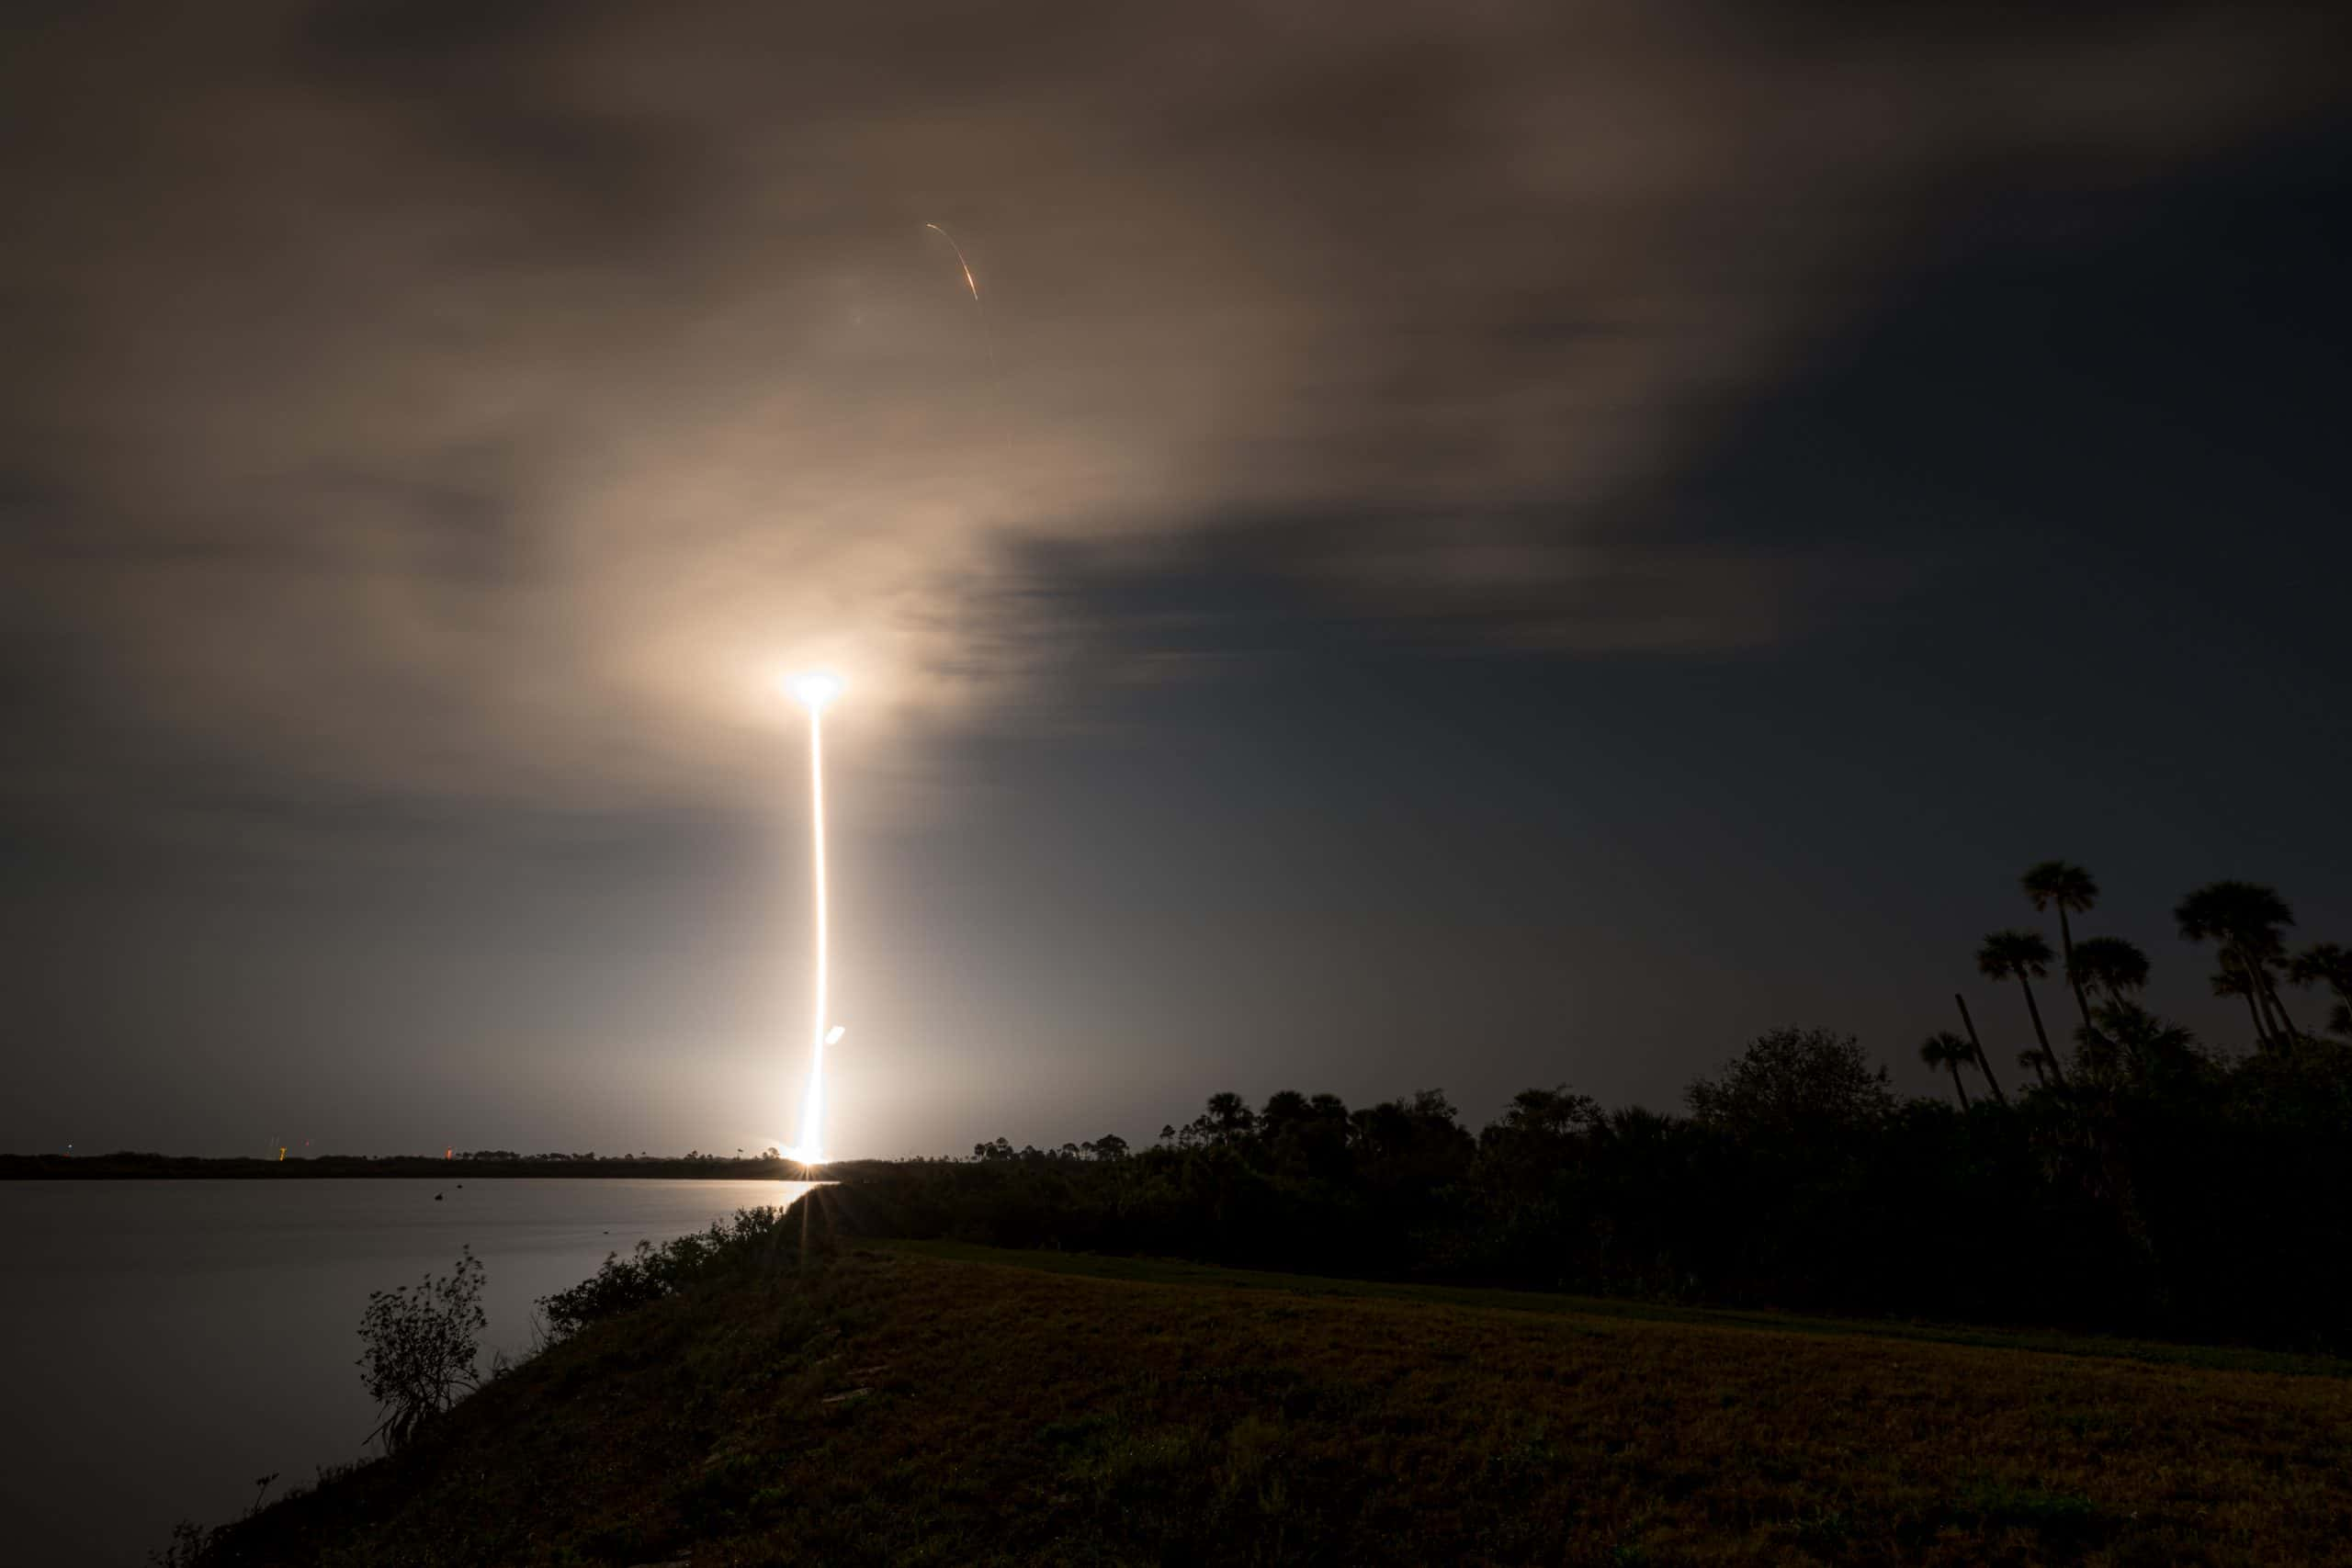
790 673 842 1164
925 222 980 304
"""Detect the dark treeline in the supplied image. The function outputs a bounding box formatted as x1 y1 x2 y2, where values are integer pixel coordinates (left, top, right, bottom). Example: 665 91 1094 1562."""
845 866 2352 1351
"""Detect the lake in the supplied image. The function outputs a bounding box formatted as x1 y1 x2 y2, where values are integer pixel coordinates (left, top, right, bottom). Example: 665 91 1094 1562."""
0 1178 817 1565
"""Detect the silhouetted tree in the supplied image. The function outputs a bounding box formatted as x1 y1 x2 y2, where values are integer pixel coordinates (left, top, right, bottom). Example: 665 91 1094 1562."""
2091 1000 2211 1089
2068 935 2150 1009
1259 1090 1313 1136
1349 1090 1476 1202
1199 1091 1257 1145
1952 992 2007 1105
1496 1085 1606 1137
1476 1087 1605 1208
2288 942 2352 1038
2203 962 2265 1052
1258 1090 1354 1186
2177 882 2300 1048
2023 861 2103 1040
1917 1032 1975 1108
1978 930 2067 1087
356 1249 485 1453
1686 1027 1894 1136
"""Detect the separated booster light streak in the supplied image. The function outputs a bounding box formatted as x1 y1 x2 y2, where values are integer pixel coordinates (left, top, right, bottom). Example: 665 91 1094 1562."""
925 223 981 304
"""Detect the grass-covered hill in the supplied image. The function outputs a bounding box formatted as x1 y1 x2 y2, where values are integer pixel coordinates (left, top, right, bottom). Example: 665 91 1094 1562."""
196 1208 2352 1567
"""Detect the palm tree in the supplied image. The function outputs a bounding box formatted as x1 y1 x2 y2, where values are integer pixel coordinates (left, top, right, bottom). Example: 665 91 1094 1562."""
2247 929 2300 1040
2211 955 2270 1044
1978 929 2068 1087
1917 1032 1975 1108
2023 862 2101 1036
2287 942 2352 1037
1201 1091 1257 1143
2067 935 2150 1009
2176 882 2299 1048
1951 992 2007 1105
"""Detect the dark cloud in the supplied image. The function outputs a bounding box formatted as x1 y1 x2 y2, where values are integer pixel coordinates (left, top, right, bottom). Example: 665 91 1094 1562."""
4 0 2347 817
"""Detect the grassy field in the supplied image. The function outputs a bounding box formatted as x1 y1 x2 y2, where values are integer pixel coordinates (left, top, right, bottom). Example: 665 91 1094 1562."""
203 1240 2352 1566
883 1239 2352 1379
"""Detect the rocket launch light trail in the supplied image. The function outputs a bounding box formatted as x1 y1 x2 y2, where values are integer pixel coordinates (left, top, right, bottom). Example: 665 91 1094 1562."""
789 671 842 1164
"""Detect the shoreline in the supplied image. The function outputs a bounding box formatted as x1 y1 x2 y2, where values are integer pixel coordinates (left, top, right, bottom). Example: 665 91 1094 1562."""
0 1154 857 1181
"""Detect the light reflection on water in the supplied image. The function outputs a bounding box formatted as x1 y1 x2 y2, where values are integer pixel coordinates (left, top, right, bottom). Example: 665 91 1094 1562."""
0 1178 816 1565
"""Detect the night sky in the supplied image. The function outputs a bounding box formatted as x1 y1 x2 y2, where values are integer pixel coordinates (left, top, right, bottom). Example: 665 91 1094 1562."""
6 3 2348 1158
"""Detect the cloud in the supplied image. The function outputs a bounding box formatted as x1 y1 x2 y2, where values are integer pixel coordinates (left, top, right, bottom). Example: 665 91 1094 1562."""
4 0 2345 809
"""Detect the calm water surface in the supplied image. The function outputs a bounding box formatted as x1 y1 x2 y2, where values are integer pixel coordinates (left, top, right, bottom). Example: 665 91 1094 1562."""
0 1179 815 1565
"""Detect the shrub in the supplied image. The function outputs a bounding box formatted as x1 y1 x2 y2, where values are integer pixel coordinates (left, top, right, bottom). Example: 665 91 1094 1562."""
356 1248 486 1452
537 1206 797 1343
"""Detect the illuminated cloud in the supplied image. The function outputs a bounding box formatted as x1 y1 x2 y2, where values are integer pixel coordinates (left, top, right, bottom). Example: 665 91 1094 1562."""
4 1 2344 810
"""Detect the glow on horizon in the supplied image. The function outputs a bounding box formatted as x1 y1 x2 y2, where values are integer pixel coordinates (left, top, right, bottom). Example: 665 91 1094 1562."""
788 671 842 1164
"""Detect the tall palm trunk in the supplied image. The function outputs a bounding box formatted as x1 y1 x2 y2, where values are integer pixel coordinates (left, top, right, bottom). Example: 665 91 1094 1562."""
2260 972 2300 1043
1945 1060 1972 1109
2233 976 2269 1046
2229 944 2286 1053
2056 904 2098 1040
2233 944 2286 1048
1954 993 2007 1106
2016 972 2067 1086
2255 984 2283 1038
